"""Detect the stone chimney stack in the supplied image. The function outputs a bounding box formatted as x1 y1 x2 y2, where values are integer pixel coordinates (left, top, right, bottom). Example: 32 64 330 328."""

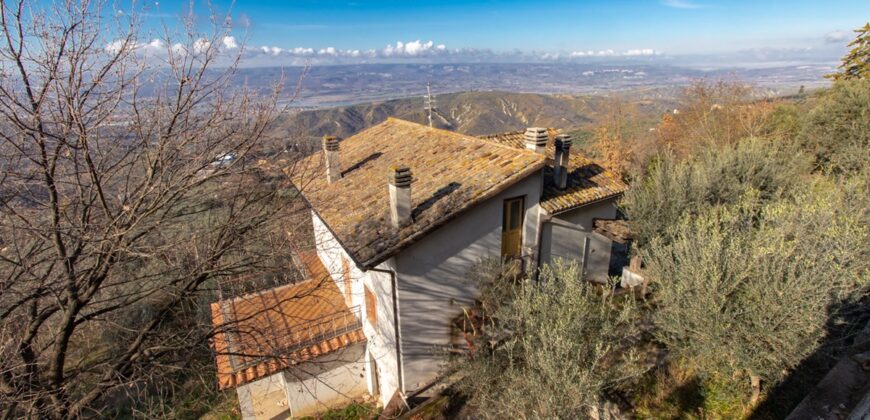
323 136 341 184
388 166 412 228
554 134 572 190
524 127 548 154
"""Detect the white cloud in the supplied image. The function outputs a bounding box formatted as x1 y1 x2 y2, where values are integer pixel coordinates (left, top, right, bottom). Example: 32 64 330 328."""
105 39 126 54
625 48 659 56
568 48 660 58
222 36 238 50
261 46 282 55
193 38 210 54
661 0 707 9
145 39 163 50
381 40 446 57
825 30 850 44
105 38 167 54
318 47 338 56
249 39 449 60
109 35 672 67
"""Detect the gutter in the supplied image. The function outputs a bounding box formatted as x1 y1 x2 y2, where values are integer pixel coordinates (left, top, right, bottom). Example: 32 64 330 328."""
546 192 624 218
366 266 405 400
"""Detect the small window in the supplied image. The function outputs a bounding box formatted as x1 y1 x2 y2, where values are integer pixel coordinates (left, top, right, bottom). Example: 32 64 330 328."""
365 286 377 328
342 257 352 304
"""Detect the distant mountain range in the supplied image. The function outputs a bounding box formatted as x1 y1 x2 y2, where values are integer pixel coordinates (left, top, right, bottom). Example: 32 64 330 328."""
268 90 675 148
261 60 833 151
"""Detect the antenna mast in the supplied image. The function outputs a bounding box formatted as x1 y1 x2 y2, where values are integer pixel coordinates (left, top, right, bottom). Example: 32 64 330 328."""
425 82 436 127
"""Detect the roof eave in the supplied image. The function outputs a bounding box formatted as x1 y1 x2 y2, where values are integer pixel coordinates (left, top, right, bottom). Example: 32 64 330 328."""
544 190 626 216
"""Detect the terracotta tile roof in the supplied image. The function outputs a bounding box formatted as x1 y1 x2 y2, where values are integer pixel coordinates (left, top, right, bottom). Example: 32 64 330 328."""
478 130 628 214
289 118 547 268
210 251 365 390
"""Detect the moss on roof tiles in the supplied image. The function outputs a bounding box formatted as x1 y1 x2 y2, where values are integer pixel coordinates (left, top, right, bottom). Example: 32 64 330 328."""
289 118 546 268
479 130 628 214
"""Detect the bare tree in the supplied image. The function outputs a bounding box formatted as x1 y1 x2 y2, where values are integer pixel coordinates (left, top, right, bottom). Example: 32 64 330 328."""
656 78 776 158
0 1 301 417
591 96 645 181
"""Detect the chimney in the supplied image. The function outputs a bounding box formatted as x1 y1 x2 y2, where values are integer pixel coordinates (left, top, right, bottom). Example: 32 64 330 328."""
388 166 412 228
323 136 341 183
524 127 548 154
554 134 572 190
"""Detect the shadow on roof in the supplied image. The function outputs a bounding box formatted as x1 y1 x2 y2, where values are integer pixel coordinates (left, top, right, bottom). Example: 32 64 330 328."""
341 152 383 177
412 182 462 219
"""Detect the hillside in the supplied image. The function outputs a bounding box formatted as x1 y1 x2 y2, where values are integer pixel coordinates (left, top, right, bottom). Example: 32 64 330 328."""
269 90 673 146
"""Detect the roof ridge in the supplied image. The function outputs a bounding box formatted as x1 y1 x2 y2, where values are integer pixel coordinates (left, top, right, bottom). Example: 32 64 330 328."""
479 127 560 138
478 130 524 139
382 117 547 158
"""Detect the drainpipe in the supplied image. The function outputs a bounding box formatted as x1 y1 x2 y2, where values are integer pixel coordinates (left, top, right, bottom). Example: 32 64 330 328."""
366 266 405 399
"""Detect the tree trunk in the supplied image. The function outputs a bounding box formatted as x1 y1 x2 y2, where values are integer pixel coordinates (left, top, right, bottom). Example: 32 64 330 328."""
749 372 762 406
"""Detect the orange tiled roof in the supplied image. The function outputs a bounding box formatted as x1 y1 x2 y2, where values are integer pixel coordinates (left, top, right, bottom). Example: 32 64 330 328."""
478 130 628 214
210 251 365 390
289 118 547 268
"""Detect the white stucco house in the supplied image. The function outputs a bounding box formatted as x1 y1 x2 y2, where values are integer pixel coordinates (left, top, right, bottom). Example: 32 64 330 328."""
210 118 628 418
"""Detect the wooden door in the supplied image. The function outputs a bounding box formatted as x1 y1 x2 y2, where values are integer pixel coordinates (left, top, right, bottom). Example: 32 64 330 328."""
501 197 524 259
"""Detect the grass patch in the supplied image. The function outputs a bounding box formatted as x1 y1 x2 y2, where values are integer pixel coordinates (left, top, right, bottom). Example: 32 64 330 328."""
633 365 751 419
197 390 242 420
301 401 381 420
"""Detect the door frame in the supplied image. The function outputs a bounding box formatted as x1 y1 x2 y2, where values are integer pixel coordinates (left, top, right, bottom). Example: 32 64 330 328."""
501 195 525 260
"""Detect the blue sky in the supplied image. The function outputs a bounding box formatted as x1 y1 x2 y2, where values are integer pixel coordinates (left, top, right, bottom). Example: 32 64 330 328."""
129 0 868 64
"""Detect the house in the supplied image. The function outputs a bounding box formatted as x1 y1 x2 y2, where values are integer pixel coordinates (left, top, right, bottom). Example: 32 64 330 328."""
210 118 628 418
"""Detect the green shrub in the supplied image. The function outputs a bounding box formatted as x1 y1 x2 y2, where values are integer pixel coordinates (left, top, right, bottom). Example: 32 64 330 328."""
641 180 869 404
456 260 646 419
622 137 811 247
762 104 803 141
799 79 870 175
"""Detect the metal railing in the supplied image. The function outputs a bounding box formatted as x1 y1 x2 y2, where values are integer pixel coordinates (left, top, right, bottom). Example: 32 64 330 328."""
231 306 363 371
284 306 363 353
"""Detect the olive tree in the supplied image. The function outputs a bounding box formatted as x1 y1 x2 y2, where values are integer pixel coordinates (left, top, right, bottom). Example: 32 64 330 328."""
456 260 647 419
641 181 869 406
799 79 870 175
621 138 810 247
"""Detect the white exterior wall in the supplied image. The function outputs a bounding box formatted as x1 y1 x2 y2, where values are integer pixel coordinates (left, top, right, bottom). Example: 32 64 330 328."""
393 173 544 393
313 214 366 312
539 198 618 283
361 258 401 408
312 213 400 408
237 374 289 420
283 343 369 418
235 345 368 419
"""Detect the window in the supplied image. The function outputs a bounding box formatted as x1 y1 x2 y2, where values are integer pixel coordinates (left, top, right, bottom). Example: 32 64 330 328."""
365 286 377 328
